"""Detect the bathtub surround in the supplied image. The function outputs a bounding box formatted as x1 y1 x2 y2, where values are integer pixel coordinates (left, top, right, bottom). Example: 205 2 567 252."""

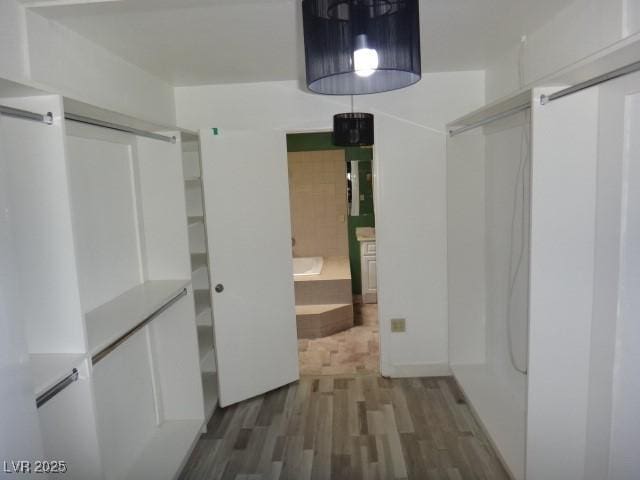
288 149 349 258
294 257 354 339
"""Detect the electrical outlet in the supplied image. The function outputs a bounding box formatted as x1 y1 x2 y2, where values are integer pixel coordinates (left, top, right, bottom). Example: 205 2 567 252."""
390 318 406 333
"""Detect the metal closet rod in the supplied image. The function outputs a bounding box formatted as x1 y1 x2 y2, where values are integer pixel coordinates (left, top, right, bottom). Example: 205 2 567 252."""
36 369 79 409
541 59 640 105
91 288 188 365
449 58 640 137
0 105 53 125
64 112 176 144
449 102 530 137
0 106 176 143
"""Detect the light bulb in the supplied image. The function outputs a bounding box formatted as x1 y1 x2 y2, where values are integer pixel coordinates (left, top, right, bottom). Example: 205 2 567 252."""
353 34 378 77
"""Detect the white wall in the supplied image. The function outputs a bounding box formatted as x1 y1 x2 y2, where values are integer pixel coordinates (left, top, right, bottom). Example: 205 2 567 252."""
0 0 28 81
175 72 485 376
446 111 530 480
486 0 640 102
446 132 486 366
0 0 176 125
483 114 530 391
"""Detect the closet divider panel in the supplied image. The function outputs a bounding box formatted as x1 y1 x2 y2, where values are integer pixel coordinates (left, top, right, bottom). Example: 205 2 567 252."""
136 134 191 281
148 289 204 421
527 87 600 480
92 330 158 480
3 95 86 354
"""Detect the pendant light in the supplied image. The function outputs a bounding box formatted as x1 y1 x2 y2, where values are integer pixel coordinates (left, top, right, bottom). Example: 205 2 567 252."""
302 0 421 95
333 96 374 147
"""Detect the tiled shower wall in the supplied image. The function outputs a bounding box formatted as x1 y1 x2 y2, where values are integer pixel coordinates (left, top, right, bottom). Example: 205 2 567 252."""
288 150 349 257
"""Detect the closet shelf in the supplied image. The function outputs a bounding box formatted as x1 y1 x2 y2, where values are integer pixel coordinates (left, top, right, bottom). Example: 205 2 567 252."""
85 280 191 356
197 325 215 372
194 289 212 326
196 307 212 327
187 216 204 228
30 353 85 397
191 253 208 272
124 419 203 480
202 372 218 423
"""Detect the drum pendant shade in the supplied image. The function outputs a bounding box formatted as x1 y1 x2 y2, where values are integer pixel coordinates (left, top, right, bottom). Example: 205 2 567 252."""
333 113 374 146
302 0 422 95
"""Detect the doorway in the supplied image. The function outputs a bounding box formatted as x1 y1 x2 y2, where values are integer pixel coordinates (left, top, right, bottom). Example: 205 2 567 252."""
286 132 379 375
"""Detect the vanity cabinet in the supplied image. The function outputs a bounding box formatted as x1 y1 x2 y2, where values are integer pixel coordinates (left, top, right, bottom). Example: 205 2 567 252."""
360 240 377 303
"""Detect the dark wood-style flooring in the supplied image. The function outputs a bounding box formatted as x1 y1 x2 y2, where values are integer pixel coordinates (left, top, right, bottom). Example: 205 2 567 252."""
179 375 510 480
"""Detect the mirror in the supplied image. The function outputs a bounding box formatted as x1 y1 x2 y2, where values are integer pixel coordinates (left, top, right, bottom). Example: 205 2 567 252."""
347 158 374 218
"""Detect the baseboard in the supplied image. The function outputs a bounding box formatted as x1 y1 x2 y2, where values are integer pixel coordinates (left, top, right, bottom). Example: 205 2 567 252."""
381 362 451 378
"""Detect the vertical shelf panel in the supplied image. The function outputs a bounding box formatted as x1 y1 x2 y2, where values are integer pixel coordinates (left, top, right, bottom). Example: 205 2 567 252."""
92 330 158 480
137 134 191 281
182 133 219 422
3 95 85 354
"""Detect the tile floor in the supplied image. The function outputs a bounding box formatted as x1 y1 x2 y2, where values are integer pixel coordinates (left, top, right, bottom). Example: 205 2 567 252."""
297 303 379 376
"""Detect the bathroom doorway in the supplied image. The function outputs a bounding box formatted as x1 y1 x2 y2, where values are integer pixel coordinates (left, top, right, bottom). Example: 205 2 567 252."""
286 132 379 375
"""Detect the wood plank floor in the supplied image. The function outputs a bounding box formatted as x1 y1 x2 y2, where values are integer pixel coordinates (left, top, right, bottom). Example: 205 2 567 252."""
179 375 510 480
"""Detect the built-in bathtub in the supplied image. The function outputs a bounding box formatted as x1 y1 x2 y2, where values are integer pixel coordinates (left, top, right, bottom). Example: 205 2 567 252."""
292 256 324 277
292 256 354 338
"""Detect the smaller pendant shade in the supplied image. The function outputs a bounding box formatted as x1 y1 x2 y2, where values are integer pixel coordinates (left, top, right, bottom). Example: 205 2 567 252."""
302 0 422 95
333 113 374 146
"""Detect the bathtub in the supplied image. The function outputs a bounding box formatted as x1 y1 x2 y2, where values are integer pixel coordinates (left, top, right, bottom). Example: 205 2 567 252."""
292 256 324 277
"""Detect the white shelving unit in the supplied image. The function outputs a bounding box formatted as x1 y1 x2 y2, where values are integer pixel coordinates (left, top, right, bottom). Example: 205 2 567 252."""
1 90 205 480
182 132 219 424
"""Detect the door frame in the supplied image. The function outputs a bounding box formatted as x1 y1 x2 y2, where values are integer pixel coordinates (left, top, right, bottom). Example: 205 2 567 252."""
283 126 384 376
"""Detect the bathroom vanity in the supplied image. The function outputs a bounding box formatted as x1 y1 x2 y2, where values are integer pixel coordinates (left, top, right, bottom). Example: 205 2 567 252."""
356 227 377 303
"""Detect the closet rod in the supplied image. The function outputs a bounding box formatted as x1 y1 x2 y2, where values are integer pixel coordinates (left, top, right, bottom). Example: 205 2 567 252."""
0 105 53 125
92 288 188 365
65 112 176 144
448 102 530 137
541 59 640 105
36 369 79 409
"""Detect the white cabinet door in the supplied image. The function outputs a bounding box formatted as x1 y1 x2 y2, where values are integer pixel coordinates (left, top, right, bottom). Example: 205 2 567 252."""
200 129 299 407
365 257 377 291
361 240 378 304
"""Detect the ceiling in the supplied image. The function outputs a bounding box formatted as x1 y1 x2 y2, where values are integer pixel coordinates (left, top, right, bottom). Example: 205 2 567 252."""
29 0 574 86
